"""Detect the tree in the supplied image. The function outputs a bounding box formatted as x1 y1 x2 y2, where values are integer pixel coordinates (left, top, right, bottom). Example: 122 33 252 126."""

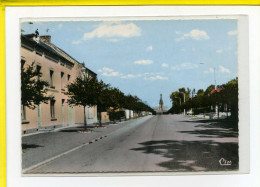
219 78 238 120
65 76 109 129
21 62 50 109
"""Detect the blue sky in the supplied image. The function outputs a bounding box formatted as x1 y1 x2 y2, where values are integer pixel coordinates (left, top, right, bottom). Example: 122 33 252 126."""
21 19 238 109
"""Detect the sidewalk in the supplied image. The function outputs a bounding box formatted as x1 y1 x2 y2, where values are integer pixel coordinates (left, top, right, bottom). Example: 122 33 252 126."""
22 116 152 170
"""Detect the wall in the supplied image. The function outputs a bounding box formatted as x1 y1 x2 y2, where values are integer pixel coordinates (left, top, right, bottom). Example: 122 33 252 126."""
21 42 97 134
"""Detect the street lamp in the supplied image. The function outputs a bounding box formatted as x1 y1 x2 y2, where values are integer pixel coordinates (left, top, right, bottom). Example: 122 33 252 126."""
180 92 186 115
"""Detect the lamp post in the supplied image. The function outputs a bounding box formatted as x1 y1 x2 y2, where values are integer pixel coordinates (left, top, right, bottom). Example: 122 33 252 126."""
180 92 186 115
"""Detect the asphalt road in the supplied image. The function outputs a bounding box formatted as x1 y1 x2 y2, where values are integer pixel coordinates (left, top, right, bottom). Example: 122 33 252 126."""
25 115 238 174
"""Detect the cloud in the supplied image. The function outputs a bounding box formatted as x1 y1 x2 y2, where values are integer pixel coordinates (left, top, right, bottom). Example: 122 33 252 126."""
175 29 210 41
107 38 120 42
83 22 141 40
121 74 142 79
58 23 63 29
228 30 237 36
204 67 215 74
146 45 153 51
204 66 230 74
102 67 113 72
162 63 169 68
171 63 198 70
144 75 168 80
72 40 81 45
219 65 230 73
216 49 223 53
144 72 164 76
102 72 120 77
134 60 153 65
98 67 120 77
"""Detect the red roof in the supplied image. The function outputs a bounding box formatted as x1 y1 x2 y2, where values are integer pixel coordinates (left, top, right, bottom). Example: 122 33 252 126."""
210 88 223 94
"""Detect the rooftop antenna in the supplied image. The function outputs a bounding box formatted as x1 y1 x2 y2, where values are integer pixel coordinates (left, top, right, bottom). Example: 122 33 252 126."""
35 28 39 37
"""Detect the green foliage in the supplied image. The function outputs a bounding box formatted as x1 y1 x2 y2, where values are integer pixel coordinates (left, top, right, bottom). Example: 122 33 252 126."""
65 77 109 108
21 63 50 109
66 75 155 126
168 78 238 121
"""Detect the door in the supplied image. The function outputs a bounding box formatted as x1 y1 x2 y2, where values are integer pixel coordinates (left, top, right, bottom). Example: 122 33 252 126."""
68 105 75 126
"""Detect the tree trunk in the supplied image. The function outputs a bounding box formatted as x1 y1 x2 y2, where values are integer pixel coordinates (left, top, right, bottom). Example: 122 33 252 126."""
97 111 102 126
84 105 87 130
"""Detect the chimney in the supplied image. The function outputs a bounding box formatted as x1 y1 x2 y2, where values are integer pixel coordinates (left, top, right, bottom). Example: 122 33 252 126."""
39 35 51 43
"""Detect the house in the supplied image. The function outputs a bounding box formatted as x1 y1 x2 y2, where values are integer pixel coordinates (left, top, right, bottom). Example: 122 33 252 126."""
21 33 108 134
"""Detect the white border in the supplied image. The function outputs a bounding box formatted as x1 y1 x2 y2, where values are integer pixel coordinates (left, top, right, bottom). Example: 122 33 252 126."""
6 6 260 187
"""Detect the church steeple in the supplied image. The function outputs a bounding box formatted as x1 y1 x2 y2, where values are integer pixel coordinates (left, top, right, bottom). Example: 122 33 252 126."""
159 94 163 111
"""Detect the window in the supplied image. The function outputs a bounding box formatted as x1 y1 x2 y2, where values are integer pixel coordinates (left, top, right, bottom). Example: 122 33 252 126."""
21 60 25 68
61 72 64 90
62 99 65 106
67 74 71 81
21 105 26 121
50 99 56 119
50 70 54 88
36 65 41 74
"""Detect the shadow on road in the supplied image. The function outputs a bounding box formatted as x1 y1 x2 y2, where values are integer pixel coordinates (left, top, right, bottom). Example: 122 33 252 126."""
178 128 238 138
131 140 238 172
59 126 97 132
22 143 44 150
179 119 238 131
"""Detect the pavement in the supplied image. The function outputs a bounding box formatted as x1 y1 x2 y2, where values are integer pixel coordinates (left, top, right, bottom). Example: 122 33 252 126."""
22 116 152 170
22 114 238 174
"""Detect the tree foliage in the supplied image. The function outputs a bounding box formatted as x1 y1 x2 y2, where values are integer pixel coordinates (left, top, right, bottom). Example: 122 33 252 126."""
168 78 238 121
66 75 155 126
21 63 50 109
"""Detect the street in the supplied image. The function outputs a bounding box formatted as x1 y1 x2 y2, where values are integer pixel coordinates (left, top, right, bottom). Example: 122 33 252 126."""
23 115 238 174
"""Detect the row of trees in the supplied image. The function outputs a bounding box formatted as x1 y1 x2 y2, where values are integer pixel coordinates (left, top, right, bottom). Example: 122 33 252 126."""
168 78 238 121
65 76 155 128
21 63 155 129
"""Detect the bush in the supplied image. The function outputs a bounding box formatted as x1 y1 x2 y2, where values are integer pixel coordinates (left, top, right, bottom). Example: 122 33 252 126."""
108 111 125 121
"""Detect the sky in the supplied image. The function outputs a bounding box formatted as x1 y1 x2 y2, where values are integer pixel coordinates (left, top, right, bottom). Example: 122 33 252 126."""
21 19 238 109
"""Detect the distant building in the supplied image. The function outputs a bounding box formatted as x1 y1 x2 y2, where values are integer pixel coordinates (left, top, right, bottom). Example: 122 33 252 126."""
156 94 164 114
159 94 163 111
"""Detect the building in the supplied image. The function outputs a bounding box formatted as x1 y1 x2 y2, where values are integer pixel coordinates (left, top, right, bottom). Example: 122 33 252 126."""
158 94 164 113
21 32 109 134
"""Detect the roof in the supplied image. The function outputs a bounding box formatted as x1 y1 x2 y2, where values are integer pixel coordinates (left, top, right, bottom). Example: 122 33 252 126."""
159 94 163 105
21 34 96 75
22 34 74 66
210 88 223 94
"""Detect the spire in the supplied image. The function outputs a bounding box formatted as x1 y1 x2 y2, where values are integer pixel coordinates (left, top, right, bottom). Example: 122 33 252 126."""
159 94 163 105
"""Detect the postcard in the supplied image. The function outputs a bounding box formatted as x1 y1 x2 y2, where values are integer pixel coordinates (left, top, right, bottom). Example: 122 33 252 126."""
19 16 249 175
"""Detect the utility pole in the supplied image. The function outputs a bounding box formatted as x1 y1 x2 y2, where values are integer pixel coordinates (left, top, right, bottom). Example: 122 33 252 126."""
214 67 217 89
180 92 186 115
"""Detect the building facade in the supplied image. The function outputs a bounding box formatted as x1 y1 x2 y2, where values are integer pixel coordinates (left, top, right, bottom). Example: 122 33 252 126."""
21 33 109 134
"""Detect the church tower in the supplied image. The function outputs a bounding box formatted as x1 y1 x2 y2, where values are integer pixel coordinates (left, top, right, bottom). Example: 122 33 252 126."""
159 94 163 112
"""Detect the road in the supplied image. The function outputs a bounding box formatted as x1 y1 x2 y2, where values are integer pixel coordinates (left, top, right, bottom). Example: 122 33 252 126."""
24 115 238 174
